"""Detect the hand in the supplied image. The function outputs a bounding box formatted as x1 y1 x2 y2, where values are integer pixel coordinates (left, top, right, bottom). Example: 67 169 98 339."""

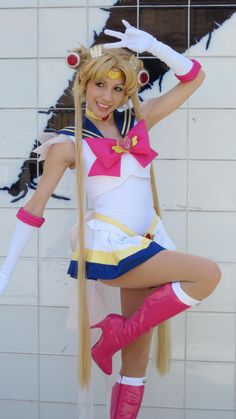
104 20 156 54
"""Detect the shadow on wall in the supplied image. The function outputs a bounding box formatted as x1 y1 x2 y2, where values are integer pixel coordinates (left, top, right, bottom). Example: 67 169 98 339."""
1 0 235 202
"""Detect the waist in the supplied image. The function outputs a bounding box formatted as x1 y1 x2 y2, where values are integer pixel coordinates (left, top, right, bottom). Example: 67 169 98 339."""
93 212 159 240
93 176 155 234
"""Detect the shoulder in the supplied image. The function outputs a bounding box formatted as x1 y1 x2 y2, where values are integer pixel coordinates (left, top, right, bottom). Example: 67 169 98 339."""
45 140 75 169
44 126 76 166
53 126 75 155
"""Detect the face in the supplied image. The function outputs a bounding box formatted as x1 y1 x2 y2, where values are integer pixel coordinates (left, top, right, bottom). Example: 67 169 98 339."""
85 71 126 118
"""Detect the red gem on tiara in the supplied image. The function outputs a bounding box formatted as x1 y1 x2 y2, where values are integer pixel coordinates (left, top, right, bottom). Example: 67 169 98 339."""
138 70 150 86
66 52 80 68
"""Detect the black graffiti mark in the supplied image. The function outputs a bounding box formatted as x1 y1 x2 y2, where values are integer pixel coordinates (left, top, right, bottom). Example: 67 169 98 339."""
206 32 212 50
0 140 71 203
1 3 236 202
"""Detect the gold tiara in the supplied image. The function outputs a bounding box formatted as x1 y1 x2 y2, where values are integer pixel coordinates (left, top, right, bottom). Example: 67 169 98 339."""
107 69 124 80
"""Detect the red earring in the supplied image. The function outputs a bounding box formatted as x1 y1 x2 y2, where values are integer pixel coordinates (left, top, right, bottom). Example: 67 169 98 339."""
66 52 80 69
138 69 150 86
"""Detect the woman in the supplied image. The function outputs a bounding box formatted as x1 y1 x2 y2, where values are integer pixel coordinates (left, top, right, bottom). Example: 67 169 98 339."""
0 20 221 418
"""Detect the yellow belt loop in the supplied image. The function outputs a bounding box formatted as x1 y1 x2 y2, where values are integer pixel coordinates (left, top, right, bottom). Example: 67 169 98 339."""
94 213 137 236
93 212 159 239
146 213 159 235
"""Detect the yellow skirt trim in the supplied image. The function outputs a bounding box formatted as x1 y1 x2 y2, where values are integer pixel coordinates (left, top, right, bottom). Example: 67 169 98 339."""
71 212 159 265
72 237 151 265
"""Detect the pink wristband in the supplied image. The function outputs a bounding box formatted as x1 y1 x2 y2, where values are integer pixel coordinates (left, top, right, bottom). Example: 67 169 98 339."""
16 207 45 228
175 59 202 83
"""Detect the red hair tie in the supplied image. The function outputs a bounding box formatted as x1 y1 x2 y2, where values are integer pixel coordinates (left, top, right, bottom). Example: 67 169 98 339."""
138 69 150 86
66 52 81 69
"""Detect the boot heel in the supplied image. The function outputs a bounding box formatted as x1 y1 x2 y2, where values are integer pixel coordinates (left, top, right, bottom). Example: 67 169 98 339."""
90 314 122 331
90 313 125 375
90 319 106 330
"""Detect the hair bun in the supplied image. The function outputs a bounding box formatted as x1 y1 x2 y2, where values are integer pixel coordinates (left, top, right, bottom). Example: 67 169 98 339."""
66 52 81 69
138 69 150 86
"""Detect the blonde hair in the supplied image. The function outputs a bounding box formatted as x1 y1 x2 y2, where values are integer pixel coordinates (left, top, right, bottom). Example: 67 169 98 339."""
72 45 171 388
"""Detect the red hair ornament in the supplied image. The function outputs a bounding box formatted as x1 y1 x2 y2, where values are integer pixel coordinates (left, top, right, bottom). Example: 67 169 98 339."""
66 52 80 69
138 69 149 86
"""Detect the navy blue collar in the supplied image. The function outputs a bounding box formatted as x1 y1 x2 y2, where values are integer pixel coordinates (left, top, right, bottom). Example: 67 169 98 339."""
58 108 135 139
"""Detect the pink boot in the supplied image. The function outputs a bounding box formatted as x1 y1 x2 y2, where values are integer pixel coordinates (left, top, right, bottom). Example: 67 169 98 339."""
110 376 146 419
91 282 200 374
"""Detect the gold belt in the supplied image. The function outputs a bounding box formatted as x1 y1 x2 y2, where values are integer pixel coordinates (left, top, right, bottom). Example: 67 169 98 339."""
93 212 159 241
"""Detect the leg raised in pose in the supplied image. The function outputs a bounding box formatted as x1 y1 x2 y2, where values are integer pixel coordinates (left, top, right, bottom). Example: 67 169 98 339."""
91 250 221 375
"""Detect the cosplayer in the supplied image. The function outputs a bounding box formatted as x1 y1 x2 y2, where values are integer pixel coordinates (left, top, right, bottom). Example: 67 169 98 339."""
0 20 221 418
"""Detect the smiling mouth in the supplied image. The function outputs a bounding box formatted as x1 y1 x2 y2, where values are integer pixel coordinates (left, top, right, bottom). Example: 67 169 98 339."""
96 101 111 112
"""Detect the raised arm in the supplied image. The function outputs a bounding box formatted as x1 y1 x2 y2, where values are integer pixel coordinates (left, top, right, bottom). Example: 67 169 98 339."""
140 70 205 128
0 141 75 294
104 20 205 129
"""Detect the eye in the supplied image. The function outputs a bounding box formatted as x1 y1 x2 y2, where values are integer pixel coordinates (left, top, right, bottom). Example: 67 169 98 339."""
96 82 104 87
115 86 124 92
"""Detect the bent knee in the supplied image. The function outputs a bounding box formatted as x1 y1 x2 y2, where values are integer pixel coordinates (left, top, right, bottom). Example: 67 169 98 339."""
204 261 221 295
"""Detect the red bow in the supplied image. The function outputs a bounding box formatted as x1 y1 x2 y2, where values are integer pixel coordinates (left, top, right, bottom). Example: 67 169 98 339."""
85 120 158 177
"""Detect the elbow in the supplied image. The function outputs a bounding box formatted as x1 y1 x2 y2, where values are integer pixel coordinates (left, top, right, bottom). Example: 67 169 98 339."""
196 69 206 86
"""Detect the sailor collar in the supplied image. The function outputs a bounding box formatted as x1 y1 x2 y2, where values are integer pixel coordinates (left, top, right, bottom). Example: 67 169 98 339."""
58 108 135 139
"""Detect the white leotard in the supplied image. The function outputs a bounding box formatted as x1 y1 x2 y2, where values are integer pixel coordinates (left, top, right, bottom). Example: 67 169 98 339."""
92 176 155 235
35 126 156 235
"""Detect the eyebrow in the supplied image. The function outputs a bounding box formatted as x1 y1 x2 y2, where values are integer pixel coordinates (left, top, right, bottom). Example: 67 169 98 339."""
95 79 125 87
113 80 125 85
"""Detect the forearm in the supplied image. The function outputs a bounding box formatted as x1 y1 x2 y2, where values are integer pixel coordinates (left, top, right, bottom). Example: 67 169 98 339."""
24 196 46 218
142 69 205 127
148 38 193 75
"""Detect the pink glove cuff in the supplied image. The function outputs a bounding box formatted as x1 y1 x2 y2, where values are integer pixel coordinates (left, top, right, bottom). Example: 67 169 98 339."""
175 59 202 83
16 207 45 228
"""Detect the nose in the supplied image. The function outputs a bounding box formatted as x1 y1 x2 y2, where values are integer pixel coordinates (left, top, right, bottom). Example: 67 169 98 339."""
101 87 113 103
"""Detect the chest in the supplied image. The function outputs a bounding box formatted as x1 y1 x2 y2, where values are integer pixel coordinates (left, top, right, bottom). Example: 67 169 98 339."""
91 123 123 142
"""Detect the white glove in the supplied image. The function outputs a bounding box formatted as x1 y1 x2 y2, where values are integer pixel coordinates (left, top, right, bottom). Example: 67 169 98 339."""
104 20 193 76
0 220 36 294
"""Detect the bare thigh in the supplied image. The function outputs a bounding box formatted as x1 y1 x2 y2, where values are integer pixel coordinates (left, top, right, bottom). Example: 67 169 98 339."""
119 288 155 377
99 250 221 299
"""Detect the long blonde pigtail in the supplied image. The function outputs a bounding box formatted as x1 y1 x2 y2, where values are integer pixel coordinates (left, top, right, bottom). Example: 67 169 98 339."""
150 164 171 375
74 78 91 388
131 92 171 376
